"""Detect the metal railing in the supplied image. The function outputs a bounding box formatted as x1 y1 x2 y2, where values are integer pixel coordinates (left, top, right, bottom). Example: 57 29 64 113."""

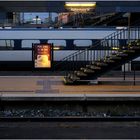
54 27 140 77
92 13 123 26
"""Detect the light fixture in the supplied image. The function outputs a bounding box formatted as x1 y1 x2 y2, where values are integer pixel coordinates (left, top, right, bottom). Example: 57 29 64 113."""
65 2 96 12
65 2 96 7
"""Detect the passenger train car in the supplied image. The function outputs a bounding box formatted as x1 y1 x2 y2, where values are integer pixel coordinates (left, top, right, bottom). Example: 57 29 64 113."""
0 28 139 70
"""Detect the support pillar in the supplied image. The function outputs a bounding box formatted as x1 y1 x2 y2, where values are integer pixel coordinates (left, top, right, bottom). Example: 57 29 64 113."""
66 39 74 49
14 40 22 50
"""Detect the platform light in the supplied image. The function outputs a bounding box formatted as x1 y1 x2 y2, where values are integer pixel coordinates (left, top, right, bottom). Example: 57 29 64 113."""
65 2 96 7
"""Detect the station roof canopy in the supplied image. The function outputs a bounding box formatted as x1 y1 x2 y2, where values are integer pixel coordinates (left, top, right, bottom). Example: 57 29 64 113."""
0 0 140 12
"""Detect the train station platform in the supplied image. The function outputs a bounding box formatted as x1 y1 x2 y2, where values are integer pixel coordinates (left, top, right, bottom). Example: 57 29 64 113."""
0 71 140 101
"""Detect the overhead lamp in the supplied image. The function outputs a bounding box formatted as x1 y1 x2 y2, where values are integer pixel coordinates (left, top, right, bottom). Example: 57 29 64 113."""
65 2 96 12
65 2 96 7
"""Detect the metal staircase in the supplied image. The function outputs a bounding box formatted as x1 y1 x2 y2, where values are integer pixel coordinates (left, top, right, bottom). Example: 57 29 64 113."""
55 27 140 84
92 13 123 26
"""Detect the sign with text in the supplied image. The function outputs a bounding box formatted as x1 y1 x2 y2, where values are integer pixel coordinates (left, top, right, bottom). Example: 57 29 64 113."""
33 44 51 68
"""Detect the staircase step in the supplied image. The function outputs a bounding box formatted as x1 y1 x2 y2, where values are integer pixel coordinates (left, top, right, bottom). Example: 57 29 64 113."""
96 63 108 66
86 65 101 70
70 74 80 81
110 55 122 60
130 46 140 50
111 52 128 57
104 59 115 63
80 67 85 71
63 77 74 84
93 61 108 66
74 71 87 77
123 50 135 53
80 67 95 73
111 52 117 55
117 53 128 57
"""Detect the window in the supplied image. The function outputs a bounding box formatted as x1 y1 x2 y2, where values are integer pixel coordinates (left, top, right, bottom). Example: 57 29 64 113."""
48 40 66 48
0 40 14 49
74 40 92 47
22 40 40 48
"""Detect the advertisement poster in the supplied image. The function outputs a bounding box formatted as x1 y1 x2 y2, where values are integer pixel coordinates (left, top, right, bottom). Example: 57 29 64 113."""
33 44 51 68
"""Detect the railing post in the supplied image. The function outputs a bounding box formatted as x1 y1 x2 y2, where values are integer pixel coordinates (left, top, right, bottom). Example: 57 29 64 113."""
133 62 136 86
72 55 74 72
138 27 140 39
128 13 131 49
123 64 126 81
94 49 96 61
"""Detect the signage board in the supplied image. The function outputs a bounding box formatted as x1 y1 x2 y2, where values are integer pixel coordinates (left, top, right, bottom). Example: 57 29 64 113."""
33 43 52 68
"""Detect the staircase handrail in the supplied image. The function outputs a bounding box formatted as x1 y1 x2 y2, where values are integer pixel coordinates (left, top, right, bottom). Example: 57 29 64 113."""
56 27 128 63
93 13 123 26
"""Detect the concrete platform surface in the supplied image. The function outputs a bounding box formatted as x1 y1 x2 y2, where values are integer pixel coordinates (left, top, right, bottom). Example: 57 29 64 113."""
0 76 139 100
1 93 140 101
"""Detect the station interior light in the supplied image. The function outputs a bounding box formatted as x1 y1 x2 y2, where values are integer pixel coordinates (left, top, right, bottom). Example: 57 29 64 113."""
65 2 96 12
65 2 96 7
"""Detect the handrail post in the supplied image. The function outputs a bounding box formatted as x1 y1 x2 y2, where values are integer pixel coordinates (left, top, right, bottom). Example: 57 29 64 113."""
123 64 126 81
128 12 131 49
133 62 136 86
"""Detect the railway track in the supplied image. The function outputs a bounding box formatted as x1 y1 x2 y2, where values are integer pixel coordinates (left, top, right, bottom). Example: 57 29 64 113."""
1 116 140 122
1 100 140 120
1 100 140 138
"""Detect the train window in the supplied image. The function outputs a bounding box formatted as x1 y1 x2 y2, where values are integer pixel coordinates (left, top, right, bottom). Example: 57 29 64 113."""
22 40 40 48
48 40 66 48
0 40 14 49
74 40 92 47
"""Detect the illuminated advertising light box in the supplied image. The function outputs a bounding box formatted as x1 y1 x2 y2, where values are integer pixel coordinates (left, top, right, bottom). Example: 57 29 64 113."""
33 43 52 68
